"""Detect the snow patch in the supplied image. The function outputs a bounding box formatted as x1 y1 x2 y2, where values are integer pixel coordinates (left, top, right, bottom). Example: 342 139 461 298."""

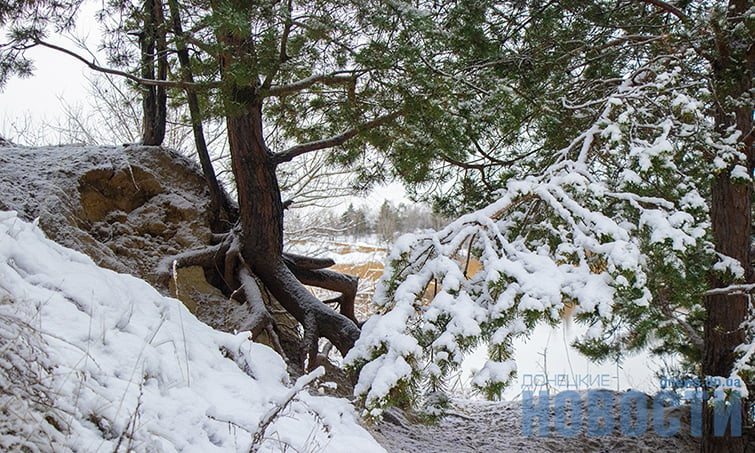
0 211 384 452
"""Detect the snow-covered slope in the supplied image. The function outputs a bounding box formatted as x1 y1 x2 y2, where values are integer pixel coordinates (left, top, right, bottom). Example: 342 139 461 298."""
0 144 214 285
0 211 384 452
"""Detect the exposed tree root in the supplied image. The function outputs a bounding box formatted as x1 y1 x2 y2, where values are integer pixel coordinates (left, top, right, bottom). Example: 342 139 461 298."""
250 259 360 369
158 230 361 369
282 252 335 270
285 259 359 325
234 265 287 360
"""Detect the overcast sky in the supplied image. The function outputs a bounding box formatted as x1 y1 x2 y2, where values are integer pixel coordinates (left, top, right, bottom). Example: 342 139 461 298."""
0 44 92 137
0 2 105 140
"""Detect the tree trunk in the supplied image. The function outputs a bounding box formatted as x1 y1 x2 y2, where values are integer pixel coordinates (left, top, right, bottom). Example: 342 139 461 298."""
702 173 750 452
224 101 360 358
702 1 754 450
140 0 167 146
212 15 361 359
167 0 234 232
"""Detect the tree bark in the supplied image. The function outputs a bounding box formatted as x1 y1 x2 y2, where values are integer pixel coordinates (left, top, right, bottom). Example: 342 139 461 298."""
702 174 750 452
224 104 360 358
140 0 167 146
701 1 754 450
215 25 360 361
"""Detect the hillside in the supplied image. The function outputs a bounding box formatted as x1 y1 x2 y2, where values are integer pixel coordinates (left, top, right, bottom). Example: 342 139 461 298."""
0 211 383 452
0 143 290 346
0 143 212 283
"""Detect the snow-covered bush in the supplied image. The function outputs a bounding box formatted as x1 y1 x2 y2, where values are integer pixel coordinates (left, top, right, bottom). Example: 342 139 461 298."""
346 58 731 414
0 297 63 452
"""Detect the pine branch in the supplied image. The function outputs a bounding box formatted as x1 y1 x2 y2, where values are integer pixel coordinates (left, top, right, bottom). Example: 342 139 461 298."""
636 0 689 22
261 0 293 91
34 40 218 90
262 72 358 97
272 111 400 164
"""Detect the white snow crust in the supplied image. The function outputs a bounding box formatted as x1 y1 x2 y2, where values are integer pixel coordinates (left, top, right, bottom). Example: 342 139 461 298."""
0 211 384 452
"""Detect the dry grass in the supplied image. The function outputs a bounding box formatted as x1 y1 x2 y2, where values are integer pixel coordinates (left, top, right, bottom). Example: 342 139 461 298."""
0 305 67 452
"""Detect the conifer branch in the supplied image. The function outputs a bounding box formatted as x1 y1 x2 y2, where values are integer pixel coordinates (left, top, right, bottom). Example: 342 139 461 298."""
272 111 400 164
636 0 689 22
34 39 218 89
262 72 358 97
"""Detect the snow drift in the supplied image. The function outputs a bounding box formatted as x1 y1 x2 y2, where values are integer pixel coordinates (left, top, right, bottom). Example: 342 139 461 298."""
0 211 383 452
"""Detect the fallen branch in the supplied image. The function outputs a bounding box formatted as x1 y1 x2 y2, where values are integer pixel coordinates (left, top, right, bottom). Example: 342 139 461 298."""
249 366 326 453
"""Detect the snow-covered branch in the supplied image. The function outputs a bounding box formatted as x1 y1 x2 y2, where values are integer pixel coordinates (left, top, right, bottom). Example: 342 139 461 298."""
346 57 716 412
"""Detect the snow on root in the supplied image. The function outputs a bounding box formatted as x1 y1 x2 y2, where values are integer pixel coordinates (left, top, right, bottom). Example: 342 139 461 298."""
0 211 383 453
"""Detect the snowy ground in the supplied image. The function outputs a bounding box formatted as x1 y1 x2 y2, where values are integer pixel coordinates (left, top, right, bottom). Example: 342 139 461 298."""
369 396 701 453
0 184 698 453
0 211 383 452
0 210 697 453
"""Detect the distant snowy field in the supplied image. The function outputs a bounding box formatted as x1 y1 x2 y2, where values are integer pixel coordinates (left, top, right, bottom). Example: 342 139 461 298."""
0 211 384 452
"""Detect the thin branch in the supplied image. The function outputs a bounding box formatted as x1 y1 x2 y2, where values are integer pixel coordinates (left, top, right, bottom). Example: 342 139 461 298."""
470 134 542 167
262 72 357 97
249 367 325 452
261 0 293 90
290 19 361 58
439 153 489 170
658 296 704 350
704 283 755 296
419 54 490 96
272 111 400 164
34 40 218 90
635 0 689 22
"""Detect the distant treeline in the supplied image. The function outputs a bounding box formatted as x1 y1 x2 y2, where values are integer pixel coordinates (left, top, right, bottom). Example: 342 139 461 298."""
295 201 448 242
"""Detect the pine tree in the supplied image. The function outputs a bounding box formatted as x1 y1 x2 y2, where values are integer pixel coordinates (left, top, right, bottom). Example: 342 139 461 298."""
346 2 752 450
0 0 419 368
3 2 753 449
